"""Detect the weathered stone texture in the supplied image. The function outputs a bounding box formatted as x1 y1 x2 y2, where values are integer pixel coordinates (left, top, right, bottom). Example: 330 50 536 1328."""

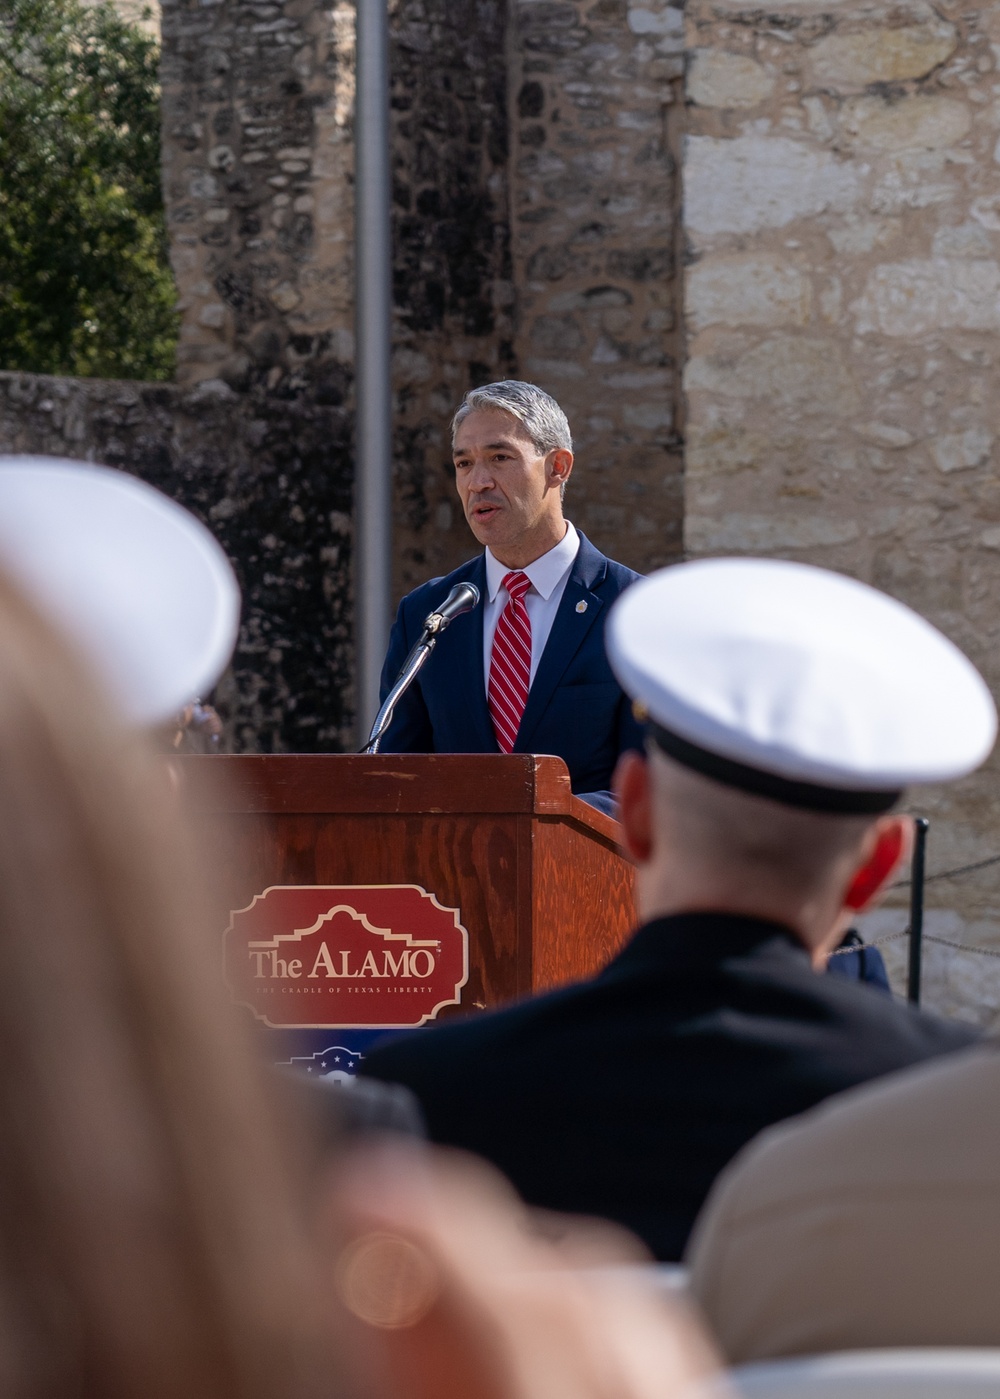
863 901 1000 1032
687 257 812 331
159 0 686 592
159 0 518 597
687 48 774 108
507 0 685 571
685 135 861 235
388 0 516 596
683 0 1000 1019
0 373 353 754
160 0 355 397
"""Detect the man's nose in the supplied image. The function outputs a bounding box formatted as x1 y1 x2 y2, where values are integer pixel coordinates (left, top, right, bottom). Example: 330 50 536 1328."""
467 460 495 490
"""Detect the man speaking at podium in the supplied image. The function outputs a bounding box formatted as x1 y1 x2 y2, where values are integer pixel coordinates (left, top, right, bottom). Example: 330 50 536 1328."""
376 381 642 812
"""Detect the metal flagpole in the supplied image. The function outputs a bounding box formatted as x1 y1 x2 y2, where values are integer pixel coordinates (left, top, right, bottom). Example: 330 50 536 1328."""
354 0 393 743
907 816 929 1005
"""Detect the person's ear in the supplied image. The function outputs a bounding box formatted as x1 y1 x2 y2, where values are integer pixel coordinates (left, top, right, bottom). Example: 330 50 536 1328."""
613 749 652 864
547 448 573 491
842 814 913 912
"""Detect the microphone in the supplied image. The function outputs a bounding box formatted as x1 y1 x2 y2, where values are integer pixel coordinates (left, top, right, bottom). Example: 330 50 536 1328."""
422 581 480 635
363 582 480 753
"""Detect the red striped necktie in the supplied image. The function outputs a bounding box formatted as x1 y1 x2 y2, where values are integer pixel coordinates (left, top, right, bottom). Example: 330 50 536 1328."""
489 570 532 753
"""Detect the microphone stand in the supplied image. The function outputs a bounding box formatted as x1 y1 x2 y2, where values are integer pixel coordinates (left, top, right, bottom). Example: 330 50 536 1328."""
363 627 438 754
362 583 480 754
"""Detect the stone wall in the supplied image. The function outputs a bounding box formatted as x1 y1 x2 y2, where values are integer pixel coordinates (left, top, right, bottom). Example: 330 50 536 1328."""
160 0 356 399
682 0 1000 1027
0 372 354 753
508 0 684 569
389 0 517 595
159 0 516 599
391 0 689 587
159 0 688 597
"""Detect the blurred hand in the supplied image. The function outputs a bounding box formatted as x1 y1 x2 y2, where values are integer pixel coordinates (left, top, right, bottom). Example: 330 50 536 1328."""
325 1144 725 1399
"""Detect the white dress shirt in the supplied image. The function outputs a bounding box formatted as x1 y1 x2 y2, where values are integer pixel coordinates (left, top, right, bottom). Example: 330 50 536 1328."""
483 522 580 690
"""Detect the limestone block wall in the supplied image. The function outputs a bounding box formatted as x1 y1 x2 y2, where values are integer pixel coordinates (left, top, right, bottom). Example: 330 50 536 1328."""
391 0 688 589
508 0 685 570
160 0 356 396
0 373 354 753
160 0 688 596
388 0 517 596
160 0 519 596
682 0 1000 1026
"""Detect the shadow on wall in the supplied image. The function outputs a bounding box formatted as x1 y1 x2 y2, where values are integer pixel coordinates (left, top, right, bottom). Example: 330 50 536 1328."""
0 373 355 753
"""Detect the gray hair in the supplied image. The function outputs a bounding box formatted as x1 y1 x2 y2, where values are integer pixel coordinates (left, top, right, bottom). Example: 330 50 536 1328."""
451 381 573 454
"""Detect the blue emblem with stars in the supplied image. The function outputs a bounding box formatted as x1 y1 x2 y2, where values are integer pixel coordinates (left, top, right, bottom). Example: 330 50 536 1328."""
258 1026 401 1077
278 1043 367 1081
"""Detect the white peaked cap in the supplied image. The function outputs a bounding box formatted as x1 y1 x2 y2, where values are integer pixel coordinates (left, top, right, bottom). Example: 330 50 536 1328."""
607 558 997 812
0 457 241 726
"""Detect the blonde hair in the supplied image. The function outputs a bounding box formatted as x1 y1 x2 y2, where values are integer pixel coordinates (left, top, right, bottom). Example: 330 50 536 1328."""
0 569 339 1399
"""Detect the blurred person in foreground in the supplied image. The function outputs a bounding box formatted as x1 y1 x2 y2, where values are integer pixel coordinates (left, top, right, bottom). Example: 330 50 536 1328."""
0 456 242 734
0 458 721 1399
362 559 992 1261
0 566 342 1399
333 1143 722 1399
686 1038 1000 1362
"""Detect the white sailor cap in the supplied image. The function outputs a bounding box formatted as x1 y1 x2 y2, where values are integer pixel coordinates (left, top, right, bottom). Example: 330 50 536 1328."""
607 558 997 814
0 456 241 727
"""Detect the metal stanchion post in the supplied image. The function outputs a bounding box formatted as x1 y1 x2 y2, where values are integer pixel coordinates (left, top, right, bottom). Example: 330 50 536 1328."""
907 817 929 1005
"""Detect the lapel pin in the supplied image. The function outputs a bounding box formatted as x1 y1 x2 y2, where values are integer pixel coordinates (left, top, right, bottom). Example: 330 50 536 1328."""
576 600 588 614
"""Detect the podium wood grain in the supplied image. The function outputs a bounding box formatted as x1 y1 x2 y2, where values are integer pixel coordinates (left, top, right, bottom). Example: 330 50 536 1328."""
176 754 636 1017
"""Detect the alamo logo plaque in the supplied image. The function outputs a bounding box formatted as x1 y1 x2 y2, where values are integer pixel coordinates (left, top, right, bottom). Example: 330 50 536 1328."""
224 884 469 1029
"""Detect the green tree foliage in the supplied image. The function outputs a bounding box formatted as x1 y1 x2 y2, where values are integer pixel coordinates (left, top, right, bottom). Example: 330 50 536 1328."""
0 0 178 379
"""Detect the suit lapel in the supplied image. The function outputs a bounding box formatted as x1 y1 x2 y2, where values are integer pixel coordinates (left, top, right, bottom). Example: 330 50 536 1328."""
515 533 607 752
445 554 497 751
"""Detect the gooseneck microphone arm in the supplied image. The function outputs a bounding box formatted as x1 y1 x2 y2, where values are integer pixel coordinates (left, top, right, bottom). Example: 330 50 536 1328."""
363 582 480 754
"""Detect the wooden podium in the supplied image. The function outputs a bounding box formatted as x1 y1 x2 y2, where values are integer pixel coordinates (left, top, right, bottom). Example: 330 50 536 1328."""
177 754 635 1053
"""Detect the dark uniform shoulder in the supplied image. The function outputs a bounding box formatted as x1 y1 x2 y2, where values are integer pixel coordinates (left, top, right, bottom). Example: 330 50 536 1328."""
361 973 592 1095
792 951 979 1064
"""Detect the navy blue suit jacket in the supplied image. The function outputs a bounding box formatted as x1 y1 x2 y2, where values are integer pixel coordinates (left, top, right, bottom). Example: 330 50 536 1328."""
377 533 643 808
